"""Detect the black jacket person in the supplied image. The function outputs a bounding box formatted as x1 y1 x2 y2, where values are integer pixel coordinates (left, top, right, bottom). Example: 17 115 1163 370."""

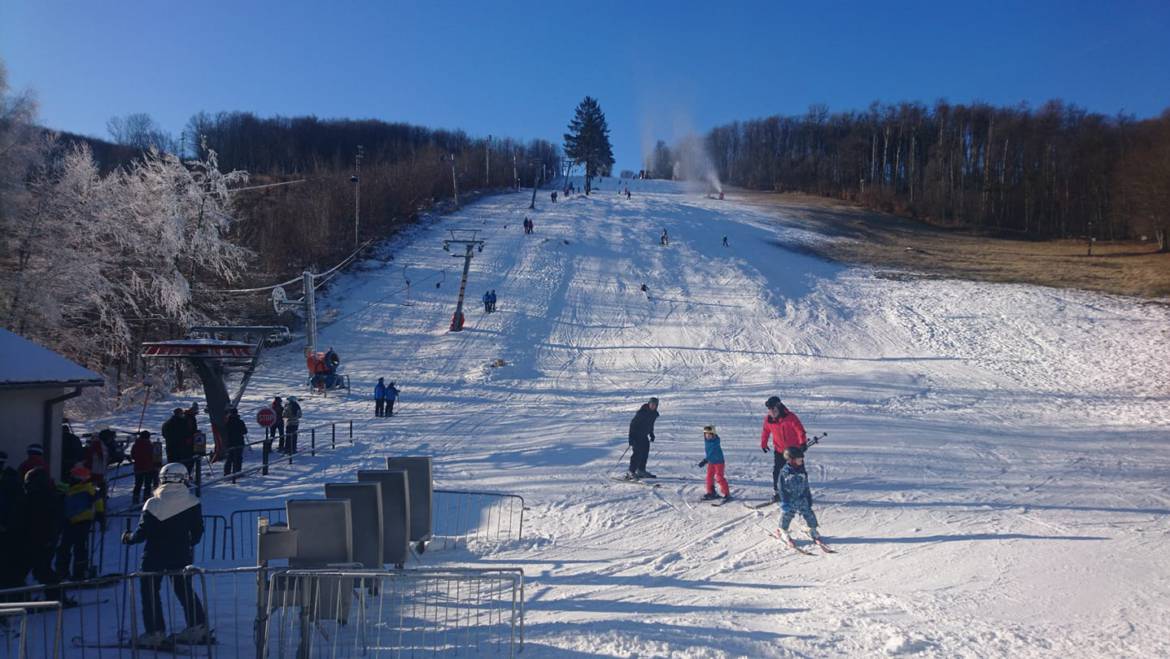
626 397 660 478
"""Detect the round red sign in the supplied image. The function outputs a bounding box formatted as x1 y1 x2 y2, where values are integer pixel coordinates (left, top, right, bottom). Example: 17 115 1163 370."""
256 406 277 428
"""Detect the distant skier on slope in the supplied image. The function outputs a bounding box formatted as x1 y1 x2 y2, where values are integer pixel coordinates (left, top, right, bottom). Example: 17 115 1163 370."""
626 397 660 479
660 229 669 246
776 446 823 546
697 425 731 501
760 396 807 503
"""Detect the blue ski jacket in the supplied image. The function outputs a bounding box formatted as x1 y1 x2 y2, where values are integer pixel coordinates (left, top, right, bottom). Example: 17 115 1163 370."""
703 434 725 464
374 381 385 400
778 462 813 513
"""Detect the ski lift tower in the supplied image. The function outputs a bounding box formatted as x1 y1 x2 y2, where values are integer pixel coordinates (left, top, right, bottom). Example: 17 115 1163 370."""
141 326 288 489
442 229 484 331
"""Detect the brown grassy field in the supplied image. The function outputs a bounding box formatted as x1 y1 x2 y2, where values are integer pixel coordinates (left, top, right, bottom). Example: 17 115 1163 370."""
731 190 1170 299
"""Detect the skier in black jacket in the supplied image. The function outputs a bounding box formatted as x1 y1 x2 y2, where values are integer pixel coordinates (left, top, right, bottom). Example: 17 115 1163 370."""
161 409 190 467
626 397 660 479
222 408 247 477
123 463 208 646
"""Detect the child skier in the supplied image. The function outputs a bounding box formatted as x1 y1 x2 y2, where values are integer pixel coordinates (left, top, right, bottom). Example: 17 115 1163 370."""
776 446 825 548
697 425 730 501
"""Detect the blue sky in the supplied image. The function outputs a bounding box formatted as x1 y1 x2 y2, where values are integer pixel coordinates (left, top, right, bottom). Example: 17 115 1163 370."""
3 0 1168 171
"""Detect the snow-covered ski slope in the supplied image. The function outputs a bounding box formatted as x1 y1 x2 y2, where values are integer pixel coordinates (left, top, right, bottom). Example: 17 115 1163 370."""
106 178 1169 656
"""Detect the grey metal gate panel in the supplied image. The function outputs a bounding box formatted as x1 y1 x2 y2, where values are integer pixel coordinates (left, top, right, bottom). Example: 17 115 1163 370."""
386 456 433 541
356 470 411 566
324 482 383 569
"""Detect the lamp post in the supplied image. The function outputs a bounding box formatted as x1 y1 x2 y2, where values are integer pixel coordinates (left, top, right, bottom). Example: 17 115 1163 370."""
529 159 541 210
352 145 363 248
442 153 460 209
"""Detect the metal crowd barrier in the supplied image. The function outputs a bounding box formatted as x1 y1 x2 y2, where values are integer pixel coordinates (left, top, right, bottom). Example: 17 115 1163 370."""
264 568 524 657
431 490 526 550
0 601 63 659
0 566 262 658
1 566 525 658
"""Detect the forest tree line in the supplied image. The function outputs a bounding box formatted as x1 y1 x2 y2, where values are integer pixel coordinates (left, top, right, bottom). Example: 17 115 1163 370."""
671 101 1169 249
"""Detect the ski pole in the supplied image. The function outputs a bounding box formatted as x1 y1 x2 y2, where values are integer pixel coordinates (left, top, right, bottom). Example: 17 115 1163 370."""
615 444 630 469
136 377 153 432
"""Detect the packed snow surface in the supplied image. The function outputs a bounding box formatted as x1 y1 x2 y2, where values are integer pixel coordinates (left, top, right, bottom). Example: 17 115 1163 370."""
94 179 1169 657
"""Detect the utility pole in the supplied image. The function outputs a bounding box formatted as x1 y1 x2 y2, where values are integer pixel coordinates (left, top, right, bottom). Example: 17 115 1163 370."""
443 153 460 209
485 135 491 187
302 270 317 354
512 149 519 192
352 145 364 248
442 230 485 331
529 160 540 210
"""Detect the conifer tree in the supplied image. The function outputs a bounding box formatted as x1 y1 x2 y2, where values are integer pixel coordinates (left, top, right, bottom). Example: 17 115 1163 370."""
563 96 614 194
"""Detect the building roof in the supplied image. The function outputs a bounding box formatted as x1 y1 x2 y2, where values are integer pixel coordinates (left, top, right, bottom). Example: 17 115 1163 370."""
0 328 105 389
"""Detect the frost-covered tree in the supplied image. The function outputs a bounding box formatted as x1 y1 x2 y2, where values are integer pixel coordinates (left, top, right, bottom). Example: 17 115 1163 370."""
563 96 614 194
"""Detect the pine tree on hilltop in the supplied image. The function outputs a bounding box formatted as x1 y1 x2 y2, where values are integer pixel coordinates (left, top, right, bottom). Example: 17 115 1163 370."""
563 96 614 195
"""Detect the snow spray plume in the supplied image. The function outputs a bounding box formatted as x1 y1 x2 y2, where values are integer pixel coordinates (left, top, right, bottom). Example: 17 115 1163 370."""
671 134 722 194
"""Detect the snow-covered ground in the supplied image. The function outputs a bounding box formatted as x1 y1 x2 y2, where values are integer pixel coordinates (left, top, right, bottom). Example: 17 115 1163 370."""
90 178 1170 657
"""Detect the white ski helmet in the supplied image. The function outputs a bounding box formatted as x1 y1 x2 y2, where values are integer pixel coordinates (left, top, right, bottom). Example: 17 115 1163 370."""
159 462 189 484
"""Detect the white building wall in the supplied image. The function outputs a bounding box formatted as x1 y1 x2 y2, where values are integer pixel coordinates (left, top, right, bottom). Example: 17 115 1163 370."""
0 387 65 479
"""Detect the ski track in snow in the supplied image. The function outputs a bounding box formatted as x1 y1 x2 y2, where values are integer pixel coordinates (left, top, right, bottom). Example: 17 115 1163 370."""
88 178 1170 657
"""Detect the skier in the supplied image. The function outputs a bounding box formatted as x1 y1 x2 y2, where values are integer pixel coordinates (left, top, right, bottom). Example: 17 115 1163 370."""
222 408 247 478
18 443 47 480
269 396 285 450
283 396 302 454
760 396 808 502
697 425 730 501
385 381 400 417
57 465 104 581
660 229 669 246
776 446 822 546
122 463 209 647
60 424 85 480
131 430 159 504
625 187 631 199
489 290 498 312
722 235 729 247
183 404 201 471
374 377 387 417
626 397 660 479
23 467 68 602
551 191 557 203
82 434 108 493
163 408 191 467
0 464 26 590
483 290 492 313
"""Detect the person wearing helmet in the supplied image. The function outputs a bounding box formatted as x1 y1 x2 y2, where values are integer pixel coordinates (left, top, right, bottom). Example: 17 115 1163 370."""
760 396 808 503
163 408 191 467
123 463 208 646
18 443 47 480
57 465 104 581
283 396 302 454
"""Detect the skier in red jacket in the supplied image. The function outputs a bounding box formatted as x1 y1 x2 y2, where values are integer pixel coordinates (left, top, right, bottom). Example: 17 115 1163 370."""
760 396 807 502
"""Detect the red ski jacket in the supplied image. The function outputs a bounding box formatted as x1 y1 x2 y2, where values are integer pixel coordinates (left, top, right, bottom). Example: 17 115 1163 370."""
760 412 807 452
131 437 155 473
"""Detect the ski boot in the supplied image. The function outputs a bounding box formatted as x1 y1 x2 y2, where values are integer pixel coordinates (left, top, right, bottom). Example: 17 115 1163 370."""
635 469 656 479
624 471 639 481
700 491 720 501
135 631 169 649
807 527 822 542
777 528 793 545
173 624 210 644
769 492 780 504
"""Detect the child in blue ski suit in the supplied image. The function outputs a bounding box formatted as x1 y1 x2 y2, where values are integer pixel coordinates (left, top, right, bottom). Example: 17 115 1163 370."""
777 446 821 543
697 425 730 500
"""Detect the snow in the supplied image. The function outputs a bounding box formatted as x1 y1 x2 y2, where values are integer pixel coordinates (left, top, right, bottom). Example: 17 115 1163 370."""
0 328 103 386
85 178 1170 657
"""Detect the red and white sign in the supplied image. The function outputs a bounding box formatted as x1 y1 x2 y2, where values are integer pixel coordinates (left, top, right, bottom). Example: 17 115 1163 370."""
256 406 277 428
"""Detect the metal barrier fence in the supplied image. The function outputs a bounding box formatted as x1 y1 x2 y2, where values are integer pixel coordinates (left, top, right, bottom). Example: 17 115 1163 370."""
1 566 525 658
87 514 230 577
0 566 262 658
431 490 525 550
264 568 524 657
0 601 63 659
228 508 288 562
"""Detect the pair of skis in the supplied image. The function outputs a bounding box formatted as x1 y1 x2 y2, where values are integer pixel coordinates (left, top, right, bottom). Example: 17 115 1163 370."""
772 529 835 555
